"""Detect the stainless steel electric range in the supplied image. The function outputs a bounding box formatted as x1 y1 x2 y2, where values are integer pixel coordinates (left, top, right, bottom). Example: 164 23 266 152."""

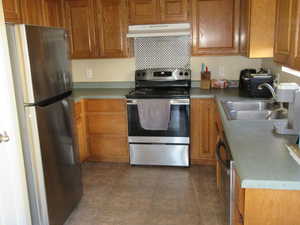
126 68 191 167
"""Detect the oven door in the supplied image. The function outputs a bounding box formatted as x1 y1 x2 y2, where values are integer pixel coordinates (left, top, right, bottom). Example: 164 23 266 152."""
127 98 190 144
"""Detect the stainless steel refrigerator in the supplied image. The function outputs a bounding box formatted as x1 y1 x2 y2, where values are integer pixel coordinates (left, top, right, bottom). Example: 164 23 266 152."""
6 24 82 225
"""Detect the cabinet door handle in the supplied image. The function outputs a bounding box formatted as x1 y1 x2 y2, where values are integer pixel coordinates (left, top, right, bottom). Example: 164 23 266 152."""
215 140 230 171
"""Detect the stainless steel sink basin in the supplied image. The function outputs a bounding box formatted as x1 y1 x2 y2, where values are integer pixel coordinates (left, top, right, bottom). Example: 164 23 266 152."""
224 101 274 111
221 100 288 120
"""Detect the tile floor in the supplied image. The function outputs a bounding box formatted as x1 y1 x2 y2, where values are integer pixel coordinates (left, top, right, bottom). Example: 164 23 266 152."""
65 163 225 225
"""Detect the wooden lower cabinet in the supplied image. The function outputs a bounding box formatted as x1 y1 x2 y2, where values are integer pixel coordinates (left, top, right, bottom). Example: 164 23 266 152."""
190 98 217 165
74 99 129 163
89 135 129 162
232 170 300 225
85 99 129 163
74 100 89 162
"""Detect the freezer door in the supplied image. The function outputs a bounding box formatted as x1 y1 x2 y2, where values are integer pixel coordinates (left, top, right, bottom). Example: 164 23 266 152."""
35 96 82 225
25 25 72 103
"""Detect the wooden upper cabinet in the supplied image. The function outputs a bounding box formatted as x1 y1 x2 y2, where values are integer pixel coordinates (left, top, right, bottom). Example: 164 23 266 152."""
274 0 294 66
291 1 300 69
192 0 240 55
21 0 46 26
129 0 159 24
239 0 250 56
64 0 97 58
2 0 22 23
129 0 189 24
273 0 300 70
240 0 276 58
43 0 64 27
159 0 190 23
95 0 129 57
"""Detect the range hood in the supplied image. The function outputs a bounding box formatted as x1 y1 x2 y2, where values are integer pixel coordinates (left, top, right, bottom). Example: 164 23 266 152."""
127 23 191 38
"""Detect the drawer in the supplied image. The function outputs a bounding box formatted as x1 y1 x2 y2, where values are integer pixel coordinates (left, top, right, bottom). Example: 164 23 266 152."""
89 135 129 162
86 113 127 135
86 99 125 113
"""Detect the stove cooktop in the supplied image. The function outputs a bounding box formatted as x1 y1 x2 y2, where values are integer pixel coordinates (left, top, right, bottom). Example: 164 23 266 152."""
126 88 190 99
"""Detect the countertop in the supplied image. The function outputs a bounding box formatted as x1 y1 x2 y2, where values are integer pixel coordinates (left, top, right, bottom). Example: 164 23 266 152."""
215 95 299 190
72 87 244 101
73 87 300 190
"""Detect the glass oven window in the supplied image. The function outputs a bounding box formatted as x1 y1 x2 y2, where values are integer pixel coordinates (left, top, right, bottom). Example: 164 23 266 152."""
127 104 189 137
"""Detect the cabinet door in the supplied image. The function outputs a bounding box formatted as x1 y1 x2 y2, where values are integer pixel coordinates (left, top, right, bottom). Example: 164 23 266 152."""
274 0 295 65
76 117 90 162
2 0 22 23
74 101 89 162
129 0 159 24
21 0 45 26
85 99 129 163
192 0 240 55
290 1 300 70
239 0 250 56
64 0 97 58
89 136 129 162
159 0 190 23
191 99 217 165
95 0 129 57
43 0 63 27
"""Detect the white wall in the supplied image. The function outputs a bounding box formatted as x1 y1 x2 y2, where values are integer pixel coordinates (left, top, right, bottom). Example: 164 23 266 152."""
0 1 32 225
72 56 262 82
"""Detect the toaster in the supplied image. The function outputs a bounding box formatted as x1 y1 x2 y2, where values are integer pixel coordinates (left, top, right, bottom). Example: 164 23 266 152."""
239 69 274 98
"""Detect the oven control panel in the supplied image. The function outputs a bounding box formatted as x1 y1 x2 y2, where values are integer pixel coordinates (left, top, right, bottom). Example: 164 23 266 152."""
135 68 191 81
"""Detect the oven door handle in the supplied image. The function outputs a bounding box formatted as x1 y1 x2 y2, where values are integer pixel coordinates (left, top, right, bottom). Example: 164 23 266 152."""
215 140 230 171
127 99 190 105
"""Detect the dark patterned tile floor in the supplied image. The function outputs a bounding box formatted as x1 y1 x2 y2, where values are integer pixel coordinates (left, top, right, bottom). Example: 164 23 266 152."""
65 163 225 225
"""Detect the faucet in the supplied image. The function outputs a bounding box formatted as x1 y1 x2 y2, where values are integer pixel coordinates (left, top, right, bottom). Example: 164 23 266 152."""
258 82 288 119
257 83 277 101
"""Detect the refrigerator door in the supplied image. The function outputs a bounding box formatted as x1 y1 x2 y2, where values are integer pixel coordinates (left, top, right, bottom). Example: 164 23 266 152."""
34 96 82 225
25 25 72 103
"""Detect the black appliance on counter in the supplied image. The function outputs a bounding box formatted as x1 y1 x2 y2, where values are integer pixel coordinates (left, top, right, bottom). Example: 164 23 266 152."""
126 68 191 167
239 69 274 98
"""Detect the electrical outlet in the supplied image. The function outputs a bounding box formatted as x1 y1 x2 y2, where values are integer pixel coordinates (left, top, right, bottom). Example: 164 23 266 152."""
86 68 93 79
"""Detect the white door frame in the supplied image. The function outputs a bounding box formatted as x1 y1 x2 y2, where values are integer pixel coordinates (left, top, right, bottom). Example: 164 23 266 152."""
0 2 32 225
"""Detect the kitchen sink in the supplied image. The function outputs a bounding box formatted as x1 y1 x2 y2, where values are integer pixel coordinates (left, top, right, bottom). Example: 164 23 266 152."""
221 100 288 120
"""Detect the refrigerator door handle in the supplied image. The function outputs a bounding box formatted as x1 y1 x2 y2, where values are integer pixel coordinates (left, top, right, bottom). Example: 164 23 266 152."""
62 72 68 90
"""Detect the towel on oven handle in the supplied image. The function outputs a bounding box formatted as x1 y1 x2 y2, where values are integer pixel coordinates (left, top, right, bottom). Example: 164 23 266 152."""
137 99 171 130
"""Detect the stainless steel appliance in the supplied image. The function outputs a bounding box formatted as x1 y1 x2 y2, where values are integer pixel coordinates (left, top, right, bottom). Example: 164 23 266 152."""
6 25 82 225
126 68 191 167
216 139 234 225
239 68 274 98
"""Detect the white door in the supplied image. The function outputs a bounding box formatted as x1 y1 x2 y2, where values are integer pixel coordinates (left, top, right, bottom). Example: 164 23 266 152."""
0 2 32 225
